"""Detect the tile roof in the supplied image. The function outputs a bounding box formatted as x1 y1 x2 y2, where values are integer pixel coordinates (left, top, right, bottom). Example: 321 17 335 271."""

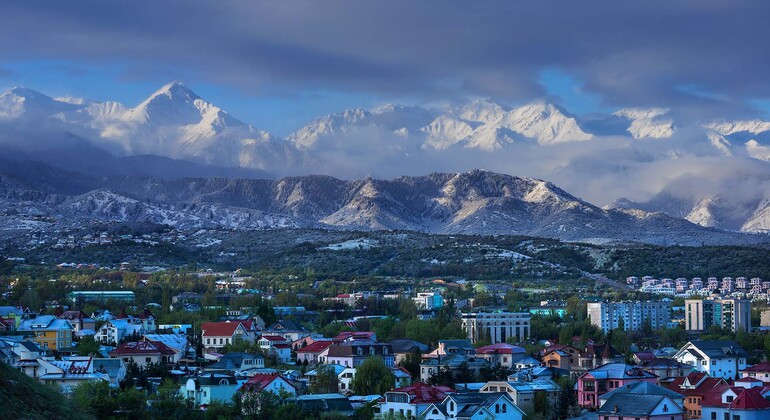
743 361 770 372
687 340 749 359
666 374 724 397
201 321 245 337
387 382 454 404
731 387 770 410
600 381 684 402
240 373 295 393
295 340 334 353
388 339 429 354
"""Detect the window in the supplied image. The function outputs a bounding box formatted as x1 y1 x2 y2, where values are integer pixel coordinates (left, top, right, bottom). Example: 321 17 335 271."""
663 404 668 412
726 396 734 402
502 404 507 413
495 404 500 413
711 413 716 420
145 357 151 364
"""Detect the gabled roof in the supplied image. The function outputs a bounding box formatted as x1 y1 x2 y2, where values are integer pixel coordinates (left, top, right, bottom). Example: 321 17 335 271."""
240 373 296 393
600 381 684 402
260 335 287 342
296 340 334 354
640 357 693 370
665 372 726 396
743 361 770 372
679 340 749 359
388 339 429 354
581 363 658 380
201 321 246 337
731 387 770 410
386 382 454 404
206 352 264 370
475 343 526 355
598 394 682 416
109 340 176 356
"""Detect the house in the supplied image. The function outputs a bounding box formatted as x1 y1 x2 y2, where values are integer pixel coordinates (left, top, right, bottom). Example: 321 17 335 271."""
577 343 624 371
180 374 241 407
598 381 685 409
201 321 254 353
203 352 265 376
741 361 770 381
378 382 454 419
515 355 541 370
294 393 355 417
0 306 24 329
633 352 657 364
94 319 145 345
295 340 334 365
597 393 684 420
638 357 693 384
326 340 394 368
420 353 490 383
109 340 177 367
701 383 770 420
389 339 430 364
425 340 475 358
291 334 327 351
665 372 727 420
92 358 126 387
577 363 658 409
17 315 73 351
59 310 96 334
239 373 297 396
0 337 44 366
507 366 569 383
479 378 561 411
304 364 346 389
19 356 109 394
143 333 189 362
673 340 748 380
264 320 309 342
422 392 524 420
541 344 581 371
474 343 526 368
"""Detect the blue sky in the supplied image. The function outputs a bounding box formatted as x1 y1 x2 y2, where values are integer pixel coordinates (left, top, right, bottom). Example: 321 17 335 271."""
2 1 770 135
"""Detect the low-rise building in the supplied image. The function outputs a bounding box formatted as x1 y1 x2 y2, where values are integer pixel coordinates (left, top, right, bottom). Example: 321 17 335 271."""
479 379 561 411
59 310 96 335
201 321 254 353
740 361 770 382
295 340 334 365
474 343 526 369
326 340 394 368
577 363 658 409
701 383 770 420
420 352 490 383
18 356 109 394
597 393 684 420
109 340 177 368
17 315 73 351
378 382 454 419
94 319 144 346
665 372 727 419
203 352 265 376
673 340 748 380
422 392 524 420
180 374 241 407
460 311 531 344
239 373 297 396
389 339 429 365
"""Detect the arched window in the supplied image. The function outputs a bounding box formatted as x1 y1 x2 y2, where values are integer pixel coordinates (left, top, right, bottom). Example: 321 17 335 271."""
502 404 507 413
495 404 500 413
219 379 229 385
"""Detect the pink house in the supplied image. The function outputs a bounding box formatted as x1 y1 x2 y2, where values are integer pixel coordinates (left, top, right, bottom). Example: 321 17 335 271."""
577 363 658 409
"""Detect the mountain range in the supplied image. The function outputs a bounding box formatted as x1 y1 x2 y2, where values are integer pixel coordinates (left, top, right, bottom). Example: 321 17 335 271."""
1 82 770 236
0 161 762 245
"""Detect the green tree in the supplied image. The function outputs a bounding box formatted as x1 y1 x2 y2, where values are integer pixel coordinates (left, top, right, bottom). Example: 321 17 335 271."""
351 357 395 396
310 364 340 394
76 335 101 356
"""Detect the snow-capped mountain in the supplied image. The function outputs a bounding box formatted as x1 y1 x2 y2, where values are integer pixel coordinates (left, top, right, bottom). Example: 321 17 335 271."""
0 82 312 175
0 162 761 245
613 108 676 139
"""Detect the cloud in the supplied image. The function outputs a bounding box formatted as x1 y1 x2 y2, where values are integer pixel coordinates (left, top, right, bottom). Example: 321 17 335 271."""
2 1 770 117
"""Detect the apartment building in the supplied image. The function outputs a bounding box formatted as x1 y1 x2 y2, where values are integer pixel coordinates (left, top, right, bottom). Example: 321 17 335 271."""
587 301 672 333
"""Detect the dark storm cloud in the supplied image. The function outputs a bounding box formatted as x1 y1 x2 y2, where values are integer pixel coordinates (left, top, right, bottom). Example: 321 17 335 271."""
2 1 769 114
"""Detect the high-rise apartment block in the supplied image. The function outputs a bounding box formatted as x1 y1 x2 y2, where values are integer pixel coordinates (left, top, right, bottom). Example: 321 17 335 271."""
587 301 672 333
685 297 751 333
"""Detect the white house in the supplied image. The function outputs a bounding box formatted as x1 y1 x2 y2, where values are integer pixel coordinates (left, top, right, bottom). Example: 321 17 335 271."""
378 382 455 419
94 319 144 345
180 374 241 407
673 340 748 380
201 321 254 353
422 392 524 420
239 373 297 396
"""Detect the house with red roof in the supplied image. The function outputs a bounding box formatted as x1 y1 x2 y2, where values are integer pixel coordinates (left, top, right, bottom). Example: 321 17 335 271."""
475 343 526 368
109 340 177 367
741 361 770 382
701 382 770 420
201 321 254 353
334 331 377 342
239 373 297 396
295 340 334 365
378 382 455 419
665 372 727 419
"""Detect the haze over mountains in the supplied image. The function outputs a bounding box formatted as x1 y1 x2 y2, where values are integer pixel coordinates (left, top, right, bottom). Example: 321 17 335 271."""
1 82 769 237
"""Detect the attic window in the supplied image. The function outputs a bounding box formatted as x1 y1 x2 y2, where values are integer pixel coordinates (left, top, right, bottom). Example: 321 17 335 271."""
219 379 229 385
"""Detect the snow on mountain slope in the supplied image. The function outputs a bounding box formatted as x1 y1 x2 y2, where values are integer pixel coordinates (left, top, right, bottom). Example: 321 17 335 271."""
705 120 770 136
743 199 770 232
614 108 675 139
745 140 770 161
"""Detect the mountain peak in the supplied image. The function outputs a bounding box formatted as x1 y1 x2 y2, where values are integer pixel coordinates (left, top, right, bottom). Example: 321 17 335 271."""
146 81 199 102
